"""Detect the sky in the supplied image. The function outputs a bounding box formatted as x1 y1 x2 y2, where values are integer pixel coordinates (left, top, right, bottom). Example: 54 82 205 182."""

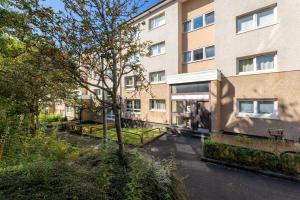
43 0 161 13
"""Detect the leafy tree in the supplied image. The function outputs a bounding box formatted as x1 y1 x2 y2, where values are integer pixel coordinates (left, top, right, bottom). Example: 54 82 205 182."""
0 2 77 136
36 0 151 161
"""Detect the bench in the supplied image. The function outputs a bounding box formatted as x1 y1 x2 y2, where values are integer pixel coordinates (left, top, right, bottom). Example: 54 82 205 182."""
268 128 284 140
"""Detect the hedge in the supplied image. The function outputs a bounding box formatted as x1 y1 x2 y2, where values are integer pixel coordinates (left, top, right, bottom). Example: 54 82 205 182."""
204 140 300 175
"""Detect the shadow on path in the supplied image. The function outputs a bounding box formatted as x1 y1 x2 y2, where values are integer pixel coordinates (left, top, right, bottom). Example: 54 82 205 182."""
144 132 300 200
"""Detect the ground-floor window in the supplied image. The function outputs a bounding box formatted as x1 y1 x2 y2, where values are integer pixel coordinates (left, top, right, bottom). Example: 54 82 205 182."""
126 100 141 113
238 99 278 118
150 99 166 111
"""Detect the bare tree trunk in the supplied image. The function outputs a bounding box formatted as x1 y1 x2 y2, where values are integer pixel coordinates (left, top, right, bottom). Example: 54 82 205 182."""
113 104 125 162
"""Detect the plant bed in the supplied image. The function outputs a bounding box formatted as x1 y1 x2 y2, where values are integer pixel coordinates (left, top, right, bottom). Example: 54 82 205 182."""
203 139 300 176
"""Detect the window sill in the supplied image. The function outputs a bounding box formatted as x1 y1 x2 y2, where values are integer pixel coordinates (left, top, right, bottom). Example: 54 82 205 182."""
183 23 214 34
126 111 141 115
236 113 279 120
151 53 166 58
183 57 215 64
237 69 277 76
125 88 135 91
149 23 166 32
237 22 278 35
150 109 166 113
150 81 166 85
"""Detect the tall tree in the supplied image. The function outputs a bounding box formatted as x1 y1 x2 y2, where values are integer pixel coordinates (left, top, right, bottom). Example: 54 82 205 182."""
37 0 151 161
0 1 77 136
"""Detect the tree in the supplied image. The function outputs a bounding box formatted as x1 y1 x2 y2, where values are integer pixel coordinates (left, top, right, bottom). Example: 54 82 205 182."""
37 0 151 161
0 2 77 136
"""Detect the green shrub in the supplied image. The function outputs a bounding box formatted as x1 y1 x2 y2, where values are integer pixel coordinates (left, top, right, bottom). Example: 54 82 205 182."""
203 140 300 175
40 114 65 123
281 152 300 175
0 133 186 200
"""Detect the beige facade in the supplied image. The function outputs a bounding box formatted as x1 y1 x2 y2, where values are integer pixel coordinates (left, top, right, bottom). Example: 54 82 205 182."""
215 0 300 140
123 84 171 124
221 71 300 140
51 0 300 140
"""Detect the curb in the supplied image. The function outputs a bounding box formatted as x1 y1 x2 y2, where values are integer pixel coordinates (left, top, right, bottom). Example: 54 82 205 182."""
201 157 300 183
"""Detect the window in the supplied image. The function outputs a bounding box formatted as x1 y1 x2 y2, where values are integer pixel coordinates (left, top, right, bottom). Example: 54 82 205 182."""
184 46 215 63
150 100 166 111
125 76 135 89
238 53 276 74
184 20 192 32
205 46 215 58
94 89 102 96
126 100 141 113
239 101 254 113
183 11 214 33
205 12 215 25
184 51 192 63
151 42 165 56
238 100 277 118
237 6 277 33
172 82 209 94
193 16 204 29
66 106 73 112
193 48 204 61
150 71 165 83
149 14 165 30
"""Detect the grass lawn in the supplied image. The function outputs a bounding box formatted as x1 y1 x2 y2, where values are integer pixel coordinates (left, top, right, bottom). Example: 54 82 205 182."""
80 125 162 146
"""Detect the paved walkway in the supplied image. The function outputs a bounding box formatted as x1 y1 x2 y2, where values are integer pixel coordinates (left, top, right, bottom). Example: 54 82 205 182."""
145 132 300 200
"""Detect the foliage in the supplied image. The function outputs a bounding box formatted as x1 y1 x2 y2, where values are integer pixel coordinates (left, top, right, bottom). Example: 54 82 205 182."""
0 131 186 200
97 144 186 200
40 114 65 123
204 139 300 175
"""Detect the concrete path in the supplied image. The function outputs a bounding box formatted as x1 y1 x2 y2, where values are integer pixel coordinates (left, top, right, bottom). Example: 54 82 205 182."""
145 132 300 200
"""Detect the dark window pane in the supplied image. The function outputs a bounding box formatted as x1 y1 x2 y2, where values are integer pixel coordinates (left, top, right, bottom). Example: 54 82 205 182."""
193 48 204 61
172 82 209 94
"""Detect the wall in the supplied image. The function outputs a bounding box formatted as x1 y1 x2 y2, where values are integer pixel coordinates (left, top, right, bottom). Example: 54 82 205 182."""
221 70 300 140
181 0 216 73
122 83 171 124
215 0 300 77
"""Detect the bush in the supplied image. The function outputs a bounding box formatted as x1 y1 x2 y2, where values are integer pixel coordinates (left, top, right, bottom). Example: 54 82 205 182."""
0 133 186 200
204 140 300 175
40 114 65 123
281 152 300 175
97 144 187 200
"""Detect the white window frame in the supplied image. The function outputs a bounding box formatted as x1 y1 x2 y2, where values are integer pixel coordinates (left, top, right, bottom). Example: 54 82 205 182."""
149 13 166 30
238 53 277 75
237 6 277 34
237 99 278 119
183 45 215 64
125 76 135 90
150 99 166 112
94 89 102 96
149 71 166 84
151 42 166 56
183 11 215 33
126 100 141 113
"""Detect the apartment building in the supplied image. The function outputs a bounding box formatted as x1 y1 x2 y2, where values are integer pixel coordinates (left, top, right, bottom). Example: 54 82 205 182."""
52 0 300 140
122 0 300 140
215 0 300 140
